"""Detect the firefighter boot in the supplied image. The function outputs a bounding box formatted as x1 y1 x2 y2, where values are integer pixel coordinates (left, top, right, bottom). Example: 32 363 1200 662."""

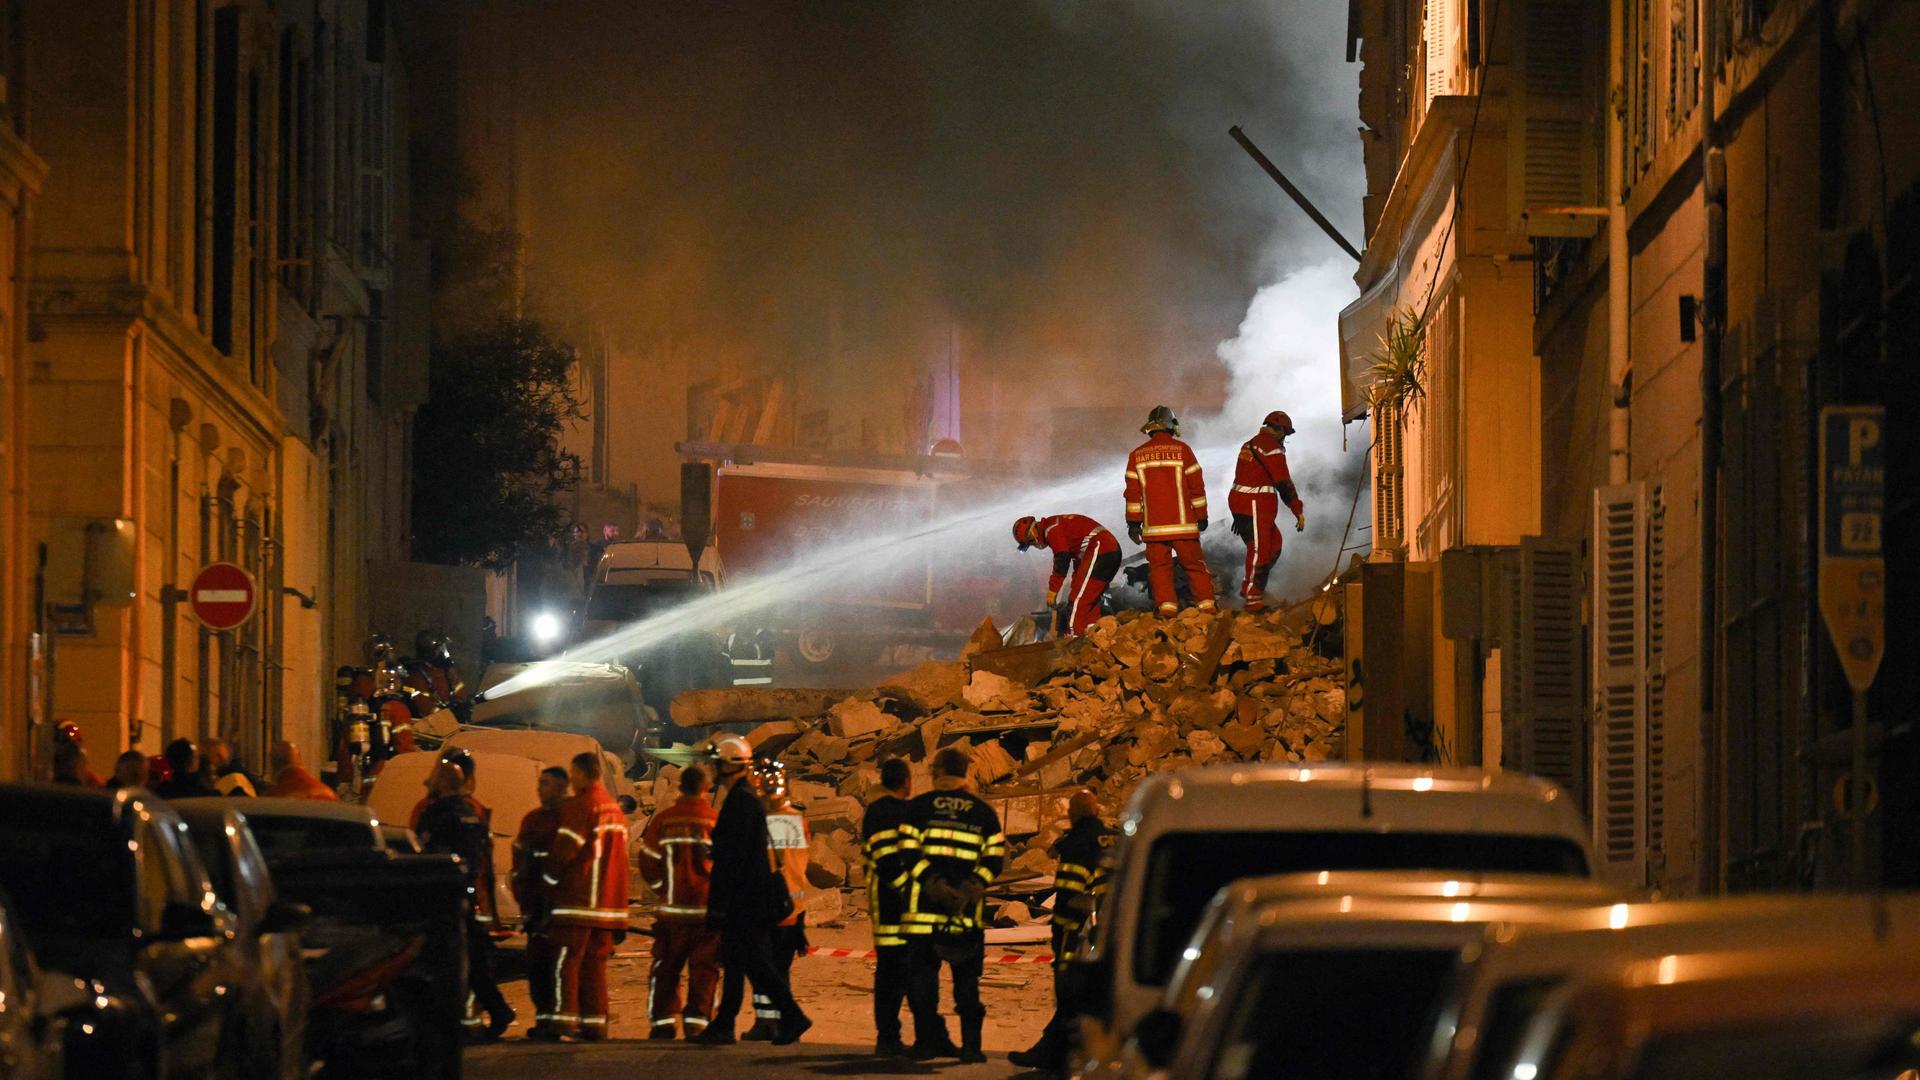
959 1017 987 1064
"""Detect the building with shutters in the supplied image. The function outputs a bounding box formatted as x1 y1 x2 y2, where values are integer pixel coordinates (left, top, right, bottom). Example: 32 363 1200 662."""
1 1 430 780
1341 0 1920 895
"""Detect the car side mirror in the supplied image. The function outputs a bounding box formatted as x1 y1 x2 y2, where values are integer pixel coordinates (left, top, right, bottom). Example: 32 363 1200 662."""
157 900 219 941
1134 1006 1183 1069
257 898 312 935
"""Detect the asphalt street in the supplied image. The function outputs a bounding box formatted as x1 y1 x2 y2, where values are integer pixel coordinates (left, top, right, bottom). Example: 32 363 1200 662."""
465 1040 1044 1078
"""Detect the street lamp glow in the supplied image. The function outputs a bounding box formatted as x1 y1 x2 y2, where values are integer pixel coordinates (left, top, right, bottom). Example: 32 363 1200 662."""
530 611 563 644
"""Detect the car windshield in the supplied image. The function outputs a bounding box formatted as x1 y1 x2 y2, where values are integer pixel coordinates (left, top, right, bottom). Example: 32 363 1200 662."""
1626 1016 1920 1080
1134 830 1588 985
1206 948 1459 1080
587 580 708 621
0 817 131 937
245 815 376 865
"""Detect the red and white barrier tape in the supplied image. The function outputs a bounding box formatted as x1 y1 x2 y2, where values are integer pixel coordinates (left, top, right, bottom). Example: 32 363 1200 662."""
802 946 1055 964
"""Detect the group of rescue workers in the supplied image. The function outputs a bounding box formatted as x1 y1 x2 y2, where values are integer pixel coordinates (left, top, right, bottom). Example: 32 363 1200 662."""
1014 405 1306 634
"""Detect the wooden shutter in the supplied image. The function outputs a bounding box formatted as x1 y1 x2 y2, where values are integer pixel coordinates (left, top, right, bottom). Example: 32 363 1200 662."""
1512 537 1586 804
1423 0 1458 110
1373 405 1404 549
1510 0 1602 236
1591 484 1648 884
1644 484 1667 880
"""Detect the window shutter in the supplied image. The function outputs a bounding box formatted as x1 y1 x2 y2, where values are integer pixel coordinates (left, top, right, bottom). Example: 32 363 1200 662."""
1423 0 1458 110
1644 485 1668 881
1591 484 1648 885
1373 405 1404 548
1512 537 1586 804
1510 0 1603 237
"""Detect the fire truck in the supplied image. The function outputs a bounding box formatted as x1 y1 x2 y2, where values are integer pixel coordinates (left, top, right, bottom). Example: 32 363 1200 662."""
681 441 1033 682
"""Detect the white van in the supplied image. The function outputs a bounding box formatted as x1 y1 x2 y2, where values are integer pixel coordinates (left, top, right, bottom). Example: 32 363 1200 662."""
1074 764 1595 1067
581 540 723 640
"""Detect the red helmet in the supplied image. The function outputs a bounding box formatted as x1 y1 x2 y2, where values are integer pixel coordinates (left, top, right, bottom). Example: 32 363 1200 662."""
54 720 83 745
1013 516 1038 550
1262 410 1295 436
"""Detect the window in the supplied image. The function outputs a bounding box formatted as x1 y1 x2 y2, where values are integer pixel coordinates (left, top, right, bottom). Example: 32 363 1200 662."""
211 7 240 355
1374 404 1404 548
1205 948 1460 1080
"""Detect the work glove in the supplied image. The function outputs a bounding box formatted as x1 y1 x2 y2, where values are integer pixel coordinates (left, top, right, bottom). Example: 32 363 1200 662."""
1196 516 1208 534
1295 508 1307 532
1230 514 1254 542
1127 521 1143 545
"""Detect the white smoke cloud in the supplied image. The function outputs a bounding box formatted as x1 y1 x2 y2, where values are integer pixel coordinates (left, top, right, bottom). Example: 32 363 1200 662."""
1196 255 1370 600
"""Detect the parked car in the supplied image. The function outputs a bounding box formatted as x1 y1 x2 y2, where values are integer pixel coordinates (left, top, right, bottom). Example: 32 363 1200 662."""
172 800 314 1080
1070 764 1595 1069
1118 873 1619 1080
467 660 650 762
0 783 252 1079
1420 892 1920 1080
236 798 467 1080
1515 941 1920 1080
0 884 87 1080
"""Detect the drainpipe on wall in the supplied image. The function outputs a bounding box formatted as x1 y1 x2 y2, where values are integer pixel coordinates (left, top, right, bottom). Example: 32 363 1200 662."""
1607 0 1631 488
1699 5 1728 893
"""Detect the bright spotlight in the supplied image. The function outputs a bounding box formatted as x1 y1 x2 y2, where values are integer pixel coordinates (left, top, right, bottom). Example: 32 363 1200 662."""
530 611 563 644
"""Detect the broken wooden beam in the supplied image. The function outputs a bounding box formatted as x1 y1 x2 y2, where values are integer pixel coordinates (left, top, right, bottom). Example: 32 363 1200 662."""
668 687 866 728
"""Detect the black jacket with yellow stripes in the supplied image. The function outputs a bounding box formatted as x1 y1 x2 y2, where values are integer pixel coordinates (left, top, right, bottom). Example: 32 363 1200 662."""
900 786 1006 936
1049 816 1116 961
861 793 915 947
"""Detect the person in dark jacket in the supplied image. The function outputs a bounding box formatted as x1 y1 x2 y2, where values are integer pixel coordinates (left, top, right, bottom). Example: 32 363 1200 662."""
417 761 514 1042
899 746 1006 1064
1010 789 1118 1072
697 735 811 1046
862 757 917 1056
153 739 219 799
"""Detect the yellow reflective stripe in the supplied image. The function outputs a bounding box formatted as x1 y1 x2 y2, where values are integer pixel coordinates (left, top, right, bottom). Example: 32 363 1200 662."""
1191 496 1209 507
1125 502 1143 512
973 865 997 883
1185 463 1202 474
866 828 901 844
923 828 983 843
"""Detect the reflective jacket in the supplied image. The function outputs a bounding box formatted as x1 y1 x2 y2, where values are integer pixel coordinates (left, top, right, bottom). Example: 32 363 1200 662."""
541 782 630 930
511 804 563 923
1230 430 1303 515
636 794 717 921
861 794 914 947
1049 816 1117 963
1125 432 1208 540
766 807 810 927
900 787 1006 936
1032 514 1121 602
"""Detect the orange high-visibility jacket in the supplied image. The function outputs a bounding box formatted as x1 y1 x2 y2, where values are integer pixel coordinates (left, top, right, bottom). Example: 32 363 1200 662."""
1125 432 1208 540
635 794 717 920
542 782 631 930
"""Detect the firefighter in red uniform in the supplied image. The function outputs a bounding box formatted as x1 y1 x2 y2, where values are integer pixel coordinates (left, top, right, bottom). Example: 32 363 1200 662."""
513 766 569 1038
540 751 631 1040
635 763 721 1040
1124 406 1217 617
1013 514 1123 635
1228 410 1307 612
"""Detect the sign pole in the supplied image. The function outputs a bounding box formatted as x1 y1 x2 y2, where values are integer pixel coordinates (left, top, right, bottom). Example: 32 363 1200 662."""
1816 405 1885 884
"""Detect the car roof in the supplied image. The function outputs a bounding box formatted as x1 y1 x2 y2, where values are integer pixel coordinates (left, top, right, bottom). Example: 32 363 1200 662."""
0 781 156 829
1120 764 1588 846
166 797 245 828
229 796 382 827
1219 871 1620 910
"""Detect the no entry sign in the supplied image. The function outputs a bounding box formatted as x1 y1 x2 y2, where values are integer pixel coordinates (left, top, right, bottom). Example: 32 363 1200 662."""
189 562 258 631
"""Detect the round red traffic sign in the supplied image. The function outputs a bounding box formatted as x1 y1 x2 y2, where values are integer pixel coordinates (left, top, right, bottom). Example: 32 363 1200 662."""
188 562 257 631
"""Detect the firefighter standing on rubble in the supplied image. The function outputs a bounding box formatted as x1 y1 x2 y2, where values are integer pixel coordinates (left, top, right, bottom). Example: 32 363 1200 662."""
1229 410 1307 612
899 746 1006 1064
1010 789 1117 1072
1014 514 1122 636
1125 405 1218 617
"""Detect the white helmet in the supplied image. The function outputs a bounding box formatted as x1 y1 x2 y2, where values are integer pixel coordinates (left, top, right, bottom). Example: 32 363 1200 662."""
710 734 753 768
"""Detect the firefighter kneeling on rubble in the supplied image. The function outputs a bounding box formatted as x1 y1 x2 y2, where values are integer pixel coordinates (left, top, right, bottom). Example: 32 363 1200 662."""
900 746 1007 1063
1125 405 1218 617
1014 514 1122 636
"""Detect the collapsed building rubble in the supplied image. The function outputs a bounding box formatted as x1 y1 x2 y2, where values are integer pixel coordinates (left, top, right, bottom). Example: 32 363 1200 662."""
646 606 1346 934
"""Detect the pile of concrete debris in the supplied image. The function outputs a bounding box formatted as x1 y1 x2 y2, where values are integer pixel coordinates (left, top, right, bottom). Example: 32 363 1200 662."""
651 606 1345 931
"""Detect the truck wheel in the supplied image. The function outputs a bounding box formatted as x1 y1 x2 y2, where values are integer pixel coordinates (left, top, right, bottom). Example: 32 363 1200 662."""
795 627 836 665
